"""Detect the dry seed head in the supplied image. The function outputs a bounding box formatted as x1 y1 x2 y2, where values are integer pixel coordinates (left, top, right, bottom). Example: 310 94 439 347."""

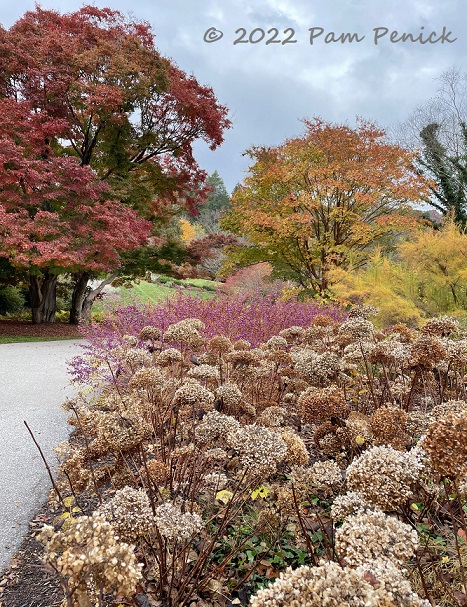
156 348 183 366
335 509 418 567
154 501 203 540
249 559 430 607
298 385 349 424
138 326 162 341
280 428 309 466
421 316 459 337
195 410 241 446
423 410 467 477
346 445 423 511
410 335 447 367
370 406 409 451
98 487 154 543
330 491 373 519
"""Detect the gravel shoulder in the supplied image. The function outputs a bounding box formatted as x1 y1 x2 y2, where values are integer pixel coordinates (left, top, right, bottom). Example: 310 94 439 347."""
0 340 84 572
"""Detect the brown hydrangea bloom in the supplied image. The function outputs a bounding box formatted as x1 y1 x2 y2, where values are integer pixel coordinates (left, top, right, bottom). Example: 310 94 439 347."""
335 510 418 567
280 428 309 466
330 491 373 519
278 325 304 344
146 460 170 485
314 421 349 457
215 382 243 414
421 316 459 337
194 411 241 446
227 424 287 477
257 406 288 428
208 335 233 355
298 386 349 424
389 323 418 343
138 326 162 341
265 335 288 350
249 560 430 607
156 347 183 366
431 399 467 420
98 487 154 543
423 410 467 477
346 411 373 448
410 335 447 368
370 405 409 451
338 317 375 342
129 367 165 392
38 513 143 601
172 379 215 411
347 304 379 320
233 338 251 350
163 318 205 349
346 445 424 511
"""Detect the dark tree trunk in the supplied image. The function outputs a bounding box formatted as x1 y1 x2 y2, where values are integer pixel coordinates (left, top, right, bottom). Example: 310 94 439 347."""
70 271 91 325
29 272 57 324
70 272 117 324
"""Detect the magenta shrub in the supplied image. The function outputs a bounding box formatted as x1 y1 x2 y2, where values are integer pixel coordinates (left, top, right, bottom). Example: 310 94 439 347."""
70 292 345 385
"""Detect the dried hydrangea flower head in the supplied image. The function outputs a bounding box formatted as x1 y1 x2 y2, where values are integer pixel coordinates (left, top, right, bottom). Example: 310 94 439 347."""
154 501 203 541
208 335 233 355
314 421 349 457
346 411 373 448
409 335 447 368
265 335 288 351
310 459 343 487
249 559 430 607
423 409 467 477
256 406 288 428
280 428 309 466
389 323 418 343
172 378 215 411
124 347 152 370
138 325 162 342
194 410 241 446
298 385 349 424
163 318 205 349
347 304 379 320
335 509 418 567
215 382 243 414
421 316 459 337
187 364 220 382
122 334 138 347
370 405 409 451
38 512 143 601
128 367 165 392
338 317 375 342
98 486 154 543
330 491 374 519
292 349 341 385
346 445 424 511
227 424 287 477
278 325 304 344
156 347 183 366
233 338 251 350
431 399 467 420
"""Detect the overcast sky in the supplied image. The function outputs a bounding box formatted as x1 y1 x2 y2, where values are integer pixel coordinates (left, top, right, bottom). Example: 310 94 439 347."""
2 0 467 192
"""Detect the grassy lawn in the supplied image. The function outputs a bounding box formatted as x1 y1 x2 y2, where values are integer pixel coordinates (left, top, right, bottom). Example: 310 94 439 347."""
93 278 218 315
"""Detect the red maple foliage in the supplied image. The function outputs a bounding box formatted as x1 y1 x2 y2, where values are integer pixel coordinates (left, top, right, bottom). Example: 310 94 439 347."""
0 6 231 322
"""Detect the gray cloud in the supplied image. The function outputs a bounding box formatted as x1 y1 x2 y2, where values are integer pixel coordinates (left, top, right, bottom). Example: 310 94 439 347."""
2 0 467 191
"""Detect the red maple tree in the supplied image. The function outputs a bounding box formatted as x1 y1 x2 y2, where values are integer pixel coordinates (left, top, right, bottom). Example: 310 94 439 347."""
0 6 230 322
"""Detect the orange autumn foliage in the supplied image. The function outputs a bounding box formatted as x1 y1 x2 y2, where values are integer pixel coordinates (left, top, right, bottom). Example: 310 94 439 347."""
222 118 430 294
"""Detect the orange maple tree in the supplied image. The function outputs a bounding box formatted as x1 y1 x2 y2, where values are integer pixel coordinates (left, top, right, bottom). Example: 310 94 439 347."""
222 118 431 294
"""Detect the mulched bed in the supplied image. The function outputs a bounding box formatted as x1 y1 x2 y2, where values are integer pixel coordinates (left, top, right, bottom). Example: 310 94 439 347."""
0 320 82 339
0 502 63 607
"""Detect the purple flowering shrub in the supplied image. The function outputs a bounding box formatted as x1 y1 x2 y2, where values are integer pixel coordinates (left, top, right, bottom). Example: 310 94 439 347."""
70 291 345 386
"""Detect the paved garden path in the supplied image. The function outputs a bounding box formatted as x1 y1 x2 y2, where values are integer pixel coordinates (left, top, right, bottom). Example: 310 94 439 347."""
0 340 85 571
